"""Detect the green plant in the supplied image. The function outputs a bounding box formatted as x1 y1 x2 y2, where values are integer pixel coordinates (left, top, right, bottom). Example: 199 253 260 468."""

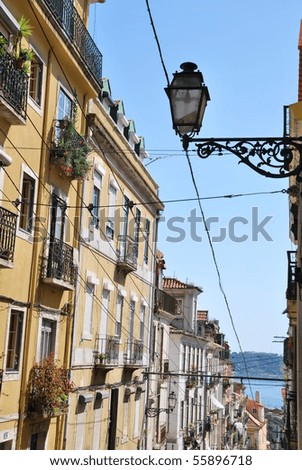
13 16 34 73
29 353 73 416
0 35 8 57
13 16 33 57
52 120 91 180
98 353 107 360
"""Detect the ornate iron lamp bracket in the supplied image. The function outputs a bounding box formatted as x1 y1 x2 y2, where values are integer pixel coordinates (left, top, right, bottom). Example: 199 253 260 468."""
184 136 302 179
145 407 170 418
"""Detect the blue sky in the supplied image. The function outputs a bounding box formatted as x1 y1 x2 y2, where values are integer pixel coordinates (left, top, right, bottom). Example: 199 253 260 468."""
88 1 302 354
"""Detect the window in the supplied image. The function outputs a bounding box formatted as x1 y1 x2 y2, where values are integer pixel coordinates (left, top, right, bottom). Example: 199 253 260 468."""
133 395 140 438
182 345 186 372
122 396 129 442
129 300 135 341
58 88 73 120
91 171 102 229
180 401 184 429
19 173 35 233
139 304 145 343
120 196 130 258
29 53 43 106
134 208 141 257
6 310 24 371
115 294 123 338
83 282 94 338
40 318 56 361
144 219 150 264
106 184 116 239
99 288 110 352
50 194 66 242
176 298 183 315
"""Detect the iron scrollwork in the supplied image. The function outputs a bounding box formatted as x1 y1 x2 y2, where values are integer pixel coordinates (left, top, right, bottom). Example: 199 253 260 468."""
187 137 302 179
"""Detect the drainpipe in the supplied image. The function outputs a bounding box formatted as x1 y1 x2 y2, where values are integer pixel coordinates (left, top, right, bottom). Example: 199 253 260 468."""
16 48 53 449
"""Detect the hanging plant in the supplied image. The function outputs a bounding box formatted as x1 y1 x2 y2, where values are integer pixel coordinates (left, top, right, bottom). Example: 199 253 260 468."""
52 120 91 180
28 353 73 417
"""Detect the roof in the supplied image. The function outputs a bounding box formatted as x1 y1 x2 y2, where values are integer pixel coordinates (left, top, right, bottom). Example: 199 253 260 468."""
163 277 203 292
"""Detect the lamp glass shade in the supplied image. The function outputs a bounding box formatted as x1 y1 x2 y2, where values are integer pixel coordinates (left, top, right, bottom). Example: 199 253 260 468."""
168 391 177 411
165 63 210 136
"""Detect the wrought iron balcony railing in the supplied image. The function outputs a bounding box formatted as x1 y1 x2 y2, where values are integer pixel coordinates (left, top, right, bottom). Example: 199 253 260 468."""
0 52 29 122
95 335 120 366
0 206 17 264
124 340 143 366
38 0 103 86
42 238 76 288
156 288 177 315
117 235 138 273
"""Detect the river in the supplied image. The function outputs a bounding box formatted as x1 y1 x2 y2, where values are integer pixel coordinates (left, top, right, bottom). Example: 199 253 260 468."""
242 379 285 409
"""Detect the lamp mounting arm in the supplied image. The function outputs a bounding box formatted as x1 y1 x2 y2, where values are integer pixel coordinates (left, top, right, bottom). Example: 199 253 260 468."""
185 136 302 179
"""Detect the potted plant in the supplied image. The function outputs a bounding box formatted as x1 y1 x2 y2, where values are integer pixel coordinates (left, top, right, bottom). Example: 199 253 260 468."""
52 120 91 180
13 16 34 73
97 352 107 363
28 353 73 418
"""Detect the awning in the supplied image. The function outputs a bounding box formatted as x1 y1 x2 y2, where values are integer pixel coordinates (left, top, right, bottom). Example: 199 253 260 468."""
211 394 225 411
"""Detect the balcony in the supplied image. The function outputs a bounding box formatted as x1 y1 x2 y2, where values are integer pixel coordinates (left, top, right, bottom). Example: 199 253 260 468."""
117 235 137 274
284 337 294 367
286 251 297 301
50 119 90 180
28 353 71 418
286 251 297 323
41 238 76 290
156 289 177 315
37 0 103 88
0 206 17 268
0 52 29 124
95 335 120 368
124 340 143 368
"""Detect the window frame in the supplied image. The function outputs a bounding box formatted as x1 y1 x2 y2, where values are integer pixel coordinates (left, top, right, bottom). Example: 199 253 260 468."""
4 307 26 375
106 184 117 240
17 165 38 240
40 318 57 361
19 173 35 233
82 281 95 340
144 218 150 264
91 170 102 229
28 49 44 109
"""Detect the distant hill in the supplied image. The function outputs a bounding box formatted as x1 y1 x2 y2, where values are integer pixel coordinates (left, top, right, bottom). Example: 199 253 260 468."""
230 351 284 378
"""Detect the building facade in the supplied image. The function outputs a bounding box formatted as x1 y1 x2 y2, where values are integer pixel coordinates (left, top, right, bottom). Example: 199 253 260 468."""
284 19 302 450
0 0 163 450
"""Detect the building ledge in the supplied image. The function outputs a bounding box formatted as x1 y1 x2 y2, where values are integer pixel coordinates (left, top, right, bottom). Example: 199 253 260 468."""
42 277 74 291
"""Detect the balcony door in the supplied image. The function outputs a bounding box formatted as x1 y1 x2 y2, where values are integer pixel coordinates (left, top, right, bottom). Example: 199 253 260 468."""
99 289 110 354
48 194 66 279
120 195 129 259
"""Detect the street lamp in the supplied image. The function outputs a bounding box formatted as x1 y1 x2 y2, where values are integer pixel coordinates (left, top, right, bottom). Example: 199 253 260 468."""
145 391 177 418
165 62 302 179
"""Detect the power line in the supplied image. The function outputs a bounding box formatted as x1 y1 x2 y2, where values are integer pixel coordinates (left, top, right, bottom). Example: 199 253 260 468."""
145 0 170 86
0 188 287 211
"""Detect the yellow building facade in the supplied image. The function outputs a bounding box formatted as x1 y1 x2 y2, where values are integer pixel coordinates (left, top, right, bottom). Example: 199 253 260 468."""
0 0 162 450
